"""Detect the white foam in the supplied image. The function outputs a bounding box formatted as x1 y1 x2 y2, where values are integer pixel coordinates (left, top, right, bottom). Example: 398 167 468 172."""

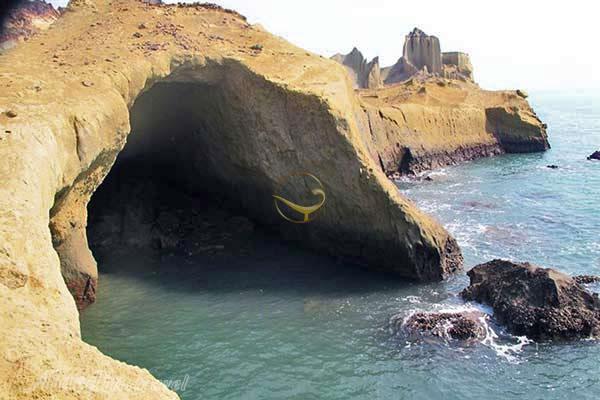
397 303 533 362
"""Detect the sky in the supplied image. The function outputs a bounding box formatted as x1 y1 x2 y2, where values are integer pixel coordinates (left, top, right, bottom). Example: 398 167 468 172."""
47 0 600 91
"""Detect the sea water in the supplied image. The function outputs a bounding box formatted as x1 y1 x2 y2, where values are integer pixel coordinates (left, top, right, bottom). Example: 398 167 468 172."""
81 91 600 399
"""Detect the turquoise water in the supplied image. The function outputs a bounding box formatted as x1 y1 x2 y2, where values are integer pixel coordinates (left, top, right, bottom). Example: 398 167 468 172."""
81 92 600 399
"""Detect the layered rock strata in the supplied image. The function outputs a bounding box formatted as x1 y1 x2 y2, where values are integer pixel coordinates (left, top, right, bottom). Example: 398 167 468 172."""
0 1 462 398
356 78 549 176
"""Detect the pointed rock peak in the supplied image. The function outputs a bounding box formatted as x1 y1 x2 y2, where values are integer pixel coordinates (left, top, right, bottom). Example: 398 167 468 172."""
369 56 380 65
349 47 363 56
410 27 427 36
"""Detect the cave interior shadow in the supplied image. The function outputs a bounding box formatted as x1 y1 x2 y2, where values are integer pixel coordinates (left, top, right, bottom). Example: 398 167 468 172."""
86 80 413 299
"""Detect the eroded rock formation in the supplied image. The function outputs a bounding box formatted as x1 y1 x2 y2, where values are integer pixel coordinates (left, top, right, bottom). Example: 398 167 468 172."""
379 28 474 85
402 27 442 75
461 260 600 340
330 28 548 175
0 0 60 51
331 47 382 89
442 52 473 81
0 1 463 397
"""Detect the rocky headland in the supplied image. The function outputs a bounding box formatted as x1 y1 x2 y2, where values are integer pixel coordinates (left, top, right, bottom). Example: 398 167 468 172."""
332 28 549 176
461 260 600 340
0 1 551 398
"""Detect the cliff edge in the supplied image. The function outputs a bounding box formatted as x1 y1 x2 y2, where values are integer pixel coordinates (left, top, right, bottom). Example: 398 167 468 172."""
333 28 549 175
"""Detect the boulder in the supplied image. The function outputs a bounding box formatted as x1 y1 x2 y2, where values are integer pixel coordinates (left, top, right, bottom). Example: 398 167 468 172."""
587 150 600 160
516 89 529 98
392 310 486 341
461 259 600 340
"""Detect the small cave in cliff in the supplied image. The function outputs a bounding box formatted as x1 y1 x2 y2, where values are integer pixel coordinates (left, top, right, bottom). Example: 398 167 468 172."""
87 76 275 272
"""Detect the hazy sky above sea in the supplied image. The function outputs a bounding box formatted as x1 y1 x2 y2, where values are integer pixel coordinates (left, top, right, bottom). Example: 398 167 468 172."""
48 0 600 91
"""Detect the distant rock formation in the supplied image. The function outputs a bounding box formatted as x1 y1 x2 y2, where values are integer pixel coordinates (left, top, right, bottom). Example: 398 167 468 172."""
339 28 475 86
588 150 600 160
0 0 60 51
403 27 442 74
331 47 383 89
442 51 474 81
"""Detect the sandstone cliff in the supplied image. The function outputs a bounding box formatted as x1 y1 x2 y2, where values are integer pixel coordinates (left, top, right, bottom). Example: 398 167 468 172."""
0 0 60 51
0 1 462 398
331 47 383 89
356 78 549 175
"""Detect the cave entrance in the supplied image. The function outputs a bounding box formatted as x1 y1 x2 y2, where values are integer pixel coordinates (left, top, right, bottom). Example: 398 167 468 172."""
89 80 255 259
86 64 296 294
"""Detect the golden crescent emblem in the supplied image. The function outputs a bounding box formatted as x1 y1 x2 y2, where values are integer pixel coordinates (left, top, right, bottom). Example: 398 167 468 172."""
272 172 326 224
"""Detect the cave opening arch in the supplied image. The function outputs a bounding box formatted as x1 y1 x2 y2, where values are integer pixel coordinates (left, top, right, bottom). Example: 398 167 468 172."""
48 59 460 310
56 59 351 309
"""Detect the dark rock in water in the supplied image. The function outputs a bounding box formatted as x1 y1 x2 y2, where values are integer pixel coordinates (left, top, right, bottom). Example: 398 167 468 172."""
546 164 559 169
587 151 600 161
574 275 600 284
392 310 486 341
423 175 433 181
460 259 600 340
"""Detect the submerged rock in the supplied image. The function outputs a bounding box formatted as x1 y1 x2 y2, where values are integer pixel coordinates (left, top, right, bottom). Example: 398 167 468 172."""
588 150 600 160
461 259 600 340
392 310 486 341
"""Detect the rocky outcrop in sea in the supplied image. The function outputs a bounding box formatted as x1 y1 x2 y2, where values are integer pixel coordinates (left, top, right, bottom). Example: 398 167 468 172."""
588 150 600 160
461 260 600 340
